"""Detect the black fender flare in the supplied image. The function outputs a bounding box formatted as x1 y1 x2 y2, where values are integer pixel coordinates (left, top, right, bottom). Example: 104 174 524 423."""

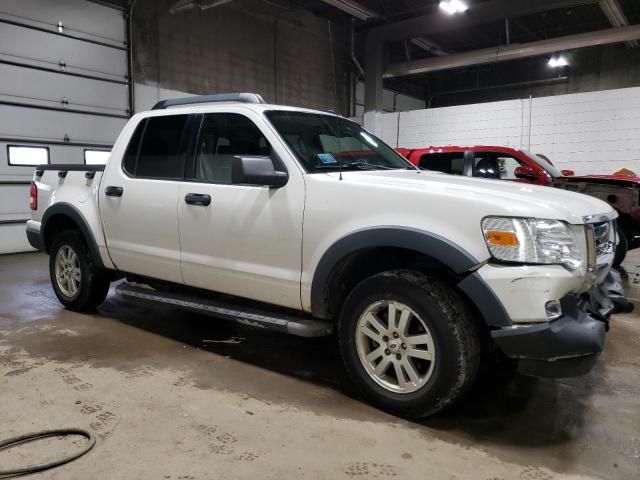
309 226 511 327
41 202 106 270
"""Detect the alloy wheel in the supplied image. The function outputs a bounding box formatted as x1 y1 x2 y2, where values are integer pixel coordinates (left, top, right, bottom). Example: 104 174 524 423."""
355 300 436 394
54 245 81 298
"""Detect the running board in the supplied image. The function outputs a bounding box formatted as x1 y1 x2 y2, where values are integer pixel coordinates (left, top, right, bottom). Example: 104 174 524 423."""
115 283 333 338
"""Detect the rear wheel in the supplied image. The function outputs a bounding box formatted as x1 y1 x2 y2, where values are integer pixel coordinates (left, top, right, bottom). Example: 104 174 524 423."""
338 270 481 418
49 230 110 311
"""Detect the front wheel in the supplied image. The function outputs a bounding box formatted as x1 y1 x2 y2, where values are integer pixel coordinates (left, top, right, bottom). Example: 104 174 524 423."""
338 270 481 418
49 230 111 311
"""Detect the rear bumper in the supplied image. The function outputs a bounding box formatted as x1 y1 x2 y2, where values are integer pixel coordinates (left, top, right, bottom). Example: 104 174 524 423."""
25 220 43 251
491 270 630 378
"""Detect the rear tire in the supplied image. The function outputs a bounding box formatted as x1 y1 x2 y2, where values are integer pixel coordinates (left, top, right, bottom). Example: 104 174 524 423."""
49 230 110 311
338 270 481 418
613 227 628 267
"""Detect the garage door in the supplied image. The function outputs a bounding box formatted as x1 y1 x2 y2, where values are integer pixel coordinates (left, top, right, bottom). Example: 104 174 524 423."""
0 0 130 253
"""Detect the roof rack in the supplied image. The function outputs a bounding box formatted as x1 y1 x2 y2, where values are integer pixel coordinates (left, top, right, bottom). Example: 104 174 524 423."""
152 93 266 110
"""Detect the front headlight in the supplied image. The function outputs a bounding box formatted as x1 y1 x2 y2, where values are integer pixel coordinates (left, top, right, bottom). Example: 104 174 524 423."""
481 217 584 271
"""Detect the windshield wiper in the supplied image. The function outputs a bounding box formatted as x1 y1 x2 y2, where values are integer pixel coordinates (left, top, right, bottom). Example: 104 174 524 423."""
314 161 402 172
339 161 398 170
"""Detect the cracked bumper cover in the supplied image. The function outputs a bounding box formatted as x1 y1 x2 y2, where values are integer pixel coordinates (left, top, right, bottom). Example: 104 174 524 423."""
491 270 631 378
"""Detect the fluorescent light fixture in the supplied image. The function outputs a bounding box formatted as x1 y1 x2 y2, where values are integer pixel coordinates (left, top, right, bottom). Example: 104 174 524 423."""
84 150 110 165
439 0 468 14
8 145 49 166
548 55 569 68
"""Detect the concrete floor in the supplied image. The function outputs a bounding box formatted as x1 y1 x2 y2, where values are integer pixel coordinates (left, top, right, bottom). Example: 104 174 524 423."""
1 253 639 480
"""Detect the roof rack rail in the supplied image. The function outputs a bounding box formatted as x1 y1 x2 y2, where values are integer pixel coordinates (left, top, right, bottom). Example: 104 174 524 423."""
152 93 266 110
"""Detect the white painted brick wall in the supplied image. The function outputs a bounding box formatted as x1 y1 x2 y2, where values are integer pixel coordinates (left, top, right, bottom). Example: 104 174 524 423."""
373 86 640 176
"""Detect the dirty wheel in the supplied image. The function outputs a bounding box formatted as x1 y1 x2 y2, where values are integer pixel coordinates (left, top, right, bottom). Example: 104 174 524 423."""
49 230 110 311
339 270 480 418
613 227 627 267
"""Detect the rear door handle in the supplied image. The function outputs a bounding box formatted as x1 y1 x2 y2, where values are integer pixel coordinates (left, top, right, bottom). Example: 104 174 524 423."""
185 193 211 206
105 186 124 197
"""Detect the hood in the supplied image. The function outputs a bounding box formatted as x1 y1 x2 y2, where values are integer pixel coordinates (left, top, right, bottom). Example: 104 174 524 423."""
327 169 614 225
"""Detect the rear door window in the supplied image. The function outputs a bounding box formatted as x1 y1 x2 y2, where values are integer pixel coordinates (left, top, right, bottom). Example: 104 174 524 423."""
124 114 189 179
418 152 465 175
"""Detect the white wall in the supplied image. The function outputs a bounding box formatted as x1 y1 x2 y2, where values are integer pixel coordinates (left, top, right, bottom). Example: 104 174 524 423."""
369 86 640 176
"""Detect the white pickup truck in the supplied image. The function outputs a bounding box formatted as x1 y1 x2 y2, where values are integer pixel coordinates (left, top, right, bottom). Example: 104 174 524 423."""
26 93 630 417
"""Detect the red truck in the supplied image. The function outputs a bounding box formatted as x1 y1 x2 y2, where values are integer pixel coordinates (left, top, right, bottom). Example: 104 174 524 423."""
397 145 640 266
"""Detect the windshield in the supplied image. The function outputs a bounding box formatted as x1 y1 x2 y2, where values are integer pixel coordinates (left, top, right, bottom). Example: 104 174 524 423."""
522 151 564 178
265 111 414 173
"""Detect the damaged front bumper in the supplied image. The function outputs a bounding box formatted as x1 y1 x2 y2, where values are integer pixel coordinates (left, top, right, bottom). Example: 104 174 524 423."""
491 270 632 378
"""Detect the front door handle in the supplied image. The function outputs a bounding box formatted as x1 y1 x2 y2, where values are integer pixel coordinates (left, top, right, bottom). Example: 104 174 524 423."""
105 186 124 197
185 193 211 206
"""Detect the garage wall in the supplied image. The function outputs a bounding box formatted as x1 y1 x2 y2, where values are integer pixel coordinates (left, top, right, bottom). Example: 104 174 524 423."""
353 82 424 116
371 86 640 176
0 0 129 253
132 0 352 115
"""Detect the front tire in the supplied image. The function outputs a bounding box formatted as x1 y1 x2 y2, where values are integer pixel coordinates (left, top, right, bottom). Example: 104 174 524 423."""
49 230 110 311
613 227 628 267
338 270 480 418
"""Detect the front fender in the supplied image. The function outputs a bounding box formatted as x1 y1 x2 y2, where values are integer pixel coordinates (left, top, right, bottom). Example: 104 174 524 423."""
309 226 511 327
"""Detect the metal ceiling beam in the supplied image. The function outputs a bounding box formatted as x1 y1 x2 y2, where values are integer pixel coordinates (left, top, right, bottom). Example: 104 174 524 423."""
369 0 601 45
84 0 128 11
317 0 449 56
411 38 450 56
319 0 377 20
364 0 601 112
385 24 640 77
599 0 638 47
169 0 233 15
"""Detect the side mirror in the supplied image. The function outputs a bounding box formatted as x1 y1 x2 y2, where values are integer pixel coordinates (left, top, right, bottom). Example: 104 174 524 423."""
514 165 539 180
231 155 288 188
561 169 575 176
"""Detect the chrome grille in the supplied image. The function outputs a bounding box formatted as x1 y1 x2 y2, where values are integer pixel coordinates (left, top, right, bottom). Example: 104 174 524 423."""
582 214 617 289
585 219 615 274
593 221 613 257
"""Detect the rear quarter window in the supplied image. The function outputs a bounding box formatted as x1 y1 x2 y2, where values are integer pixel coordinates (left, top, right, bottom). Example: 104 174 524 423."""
122 119 146 176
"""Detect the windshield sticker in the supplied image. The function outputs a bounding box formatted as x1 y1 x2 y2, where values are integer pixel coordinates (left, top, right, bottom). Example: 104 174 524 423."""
317 153 338 165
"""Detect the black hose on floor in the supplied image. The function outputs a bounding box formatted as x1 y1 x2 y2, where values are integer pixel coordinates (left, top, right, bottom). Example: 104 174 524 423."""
0 428 95 478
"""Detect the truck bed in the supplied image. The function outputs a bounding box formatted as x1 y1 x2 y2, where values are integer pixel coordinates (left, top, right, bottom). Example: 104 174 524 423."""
554 176 640 217
31 163 105 225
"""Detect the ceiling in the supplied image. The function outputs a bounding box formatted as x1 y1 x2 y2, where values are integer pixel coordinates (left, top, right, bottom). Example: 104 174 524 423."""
299 0 640 61
97 0 640 104
102 0 640 57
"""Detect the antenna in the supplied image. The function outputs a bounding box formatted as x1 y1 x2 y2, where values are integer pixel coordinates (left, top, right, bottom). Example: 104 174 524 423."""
335 114 343 181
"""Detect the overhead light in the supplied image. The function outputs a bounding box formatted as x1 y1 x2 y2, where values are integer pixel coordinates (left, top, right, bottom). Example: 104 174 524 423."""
169 0 233 14
548 55 569 68
439 0 468 15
